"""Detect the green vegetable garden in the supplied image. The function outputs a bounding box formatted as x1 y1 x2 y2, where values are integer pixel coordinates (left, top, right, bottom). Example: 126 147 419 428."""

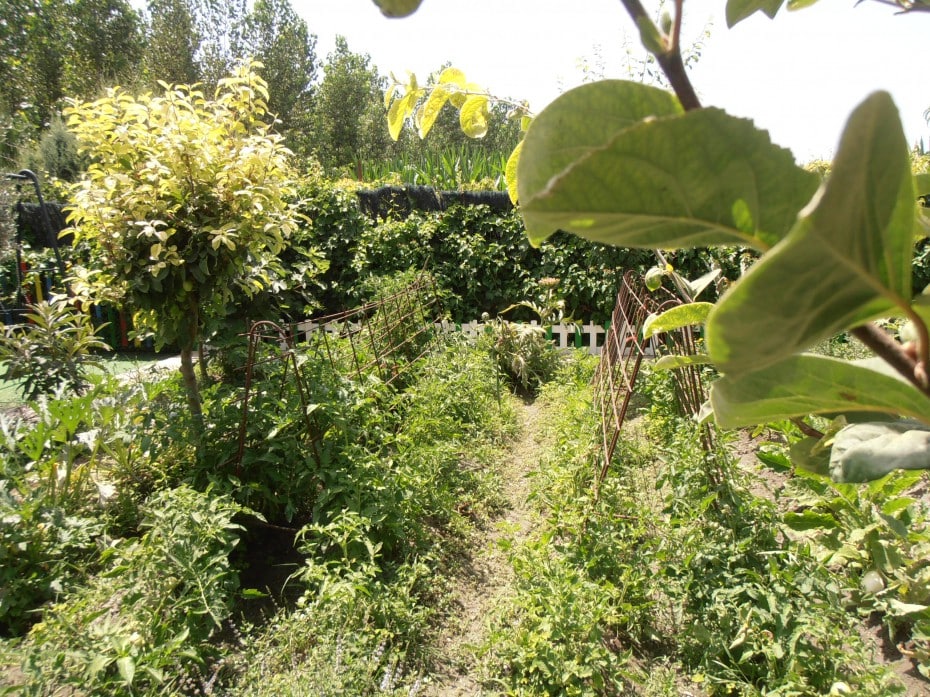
2 0 930 694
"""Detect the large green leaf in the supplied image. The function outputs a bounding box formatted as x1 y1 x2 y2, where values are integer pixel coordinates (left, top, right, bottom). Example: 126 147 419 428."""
710 354 930 429
519 85 818 250
829 420 930 483
726 0 784 27
518 80 681 202
706 92 915 376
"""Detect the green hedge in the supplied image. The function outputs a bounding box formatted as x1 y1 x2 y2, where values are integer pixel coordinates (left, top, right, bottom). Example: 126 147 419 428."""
299 177 670 323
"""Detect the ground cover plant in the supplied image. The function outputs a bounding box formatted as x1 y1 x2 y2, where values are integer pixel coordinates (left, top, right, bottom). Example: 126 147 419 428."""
480 359 911 696
0 328 517 695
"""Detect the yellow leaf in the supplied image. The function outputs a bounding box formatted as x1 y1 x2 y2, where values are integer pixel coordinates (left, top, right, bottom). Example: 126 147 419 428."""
383 82 399 110
387 96 406 141
417 85 451 138
459 95 489 139
505 140 523 205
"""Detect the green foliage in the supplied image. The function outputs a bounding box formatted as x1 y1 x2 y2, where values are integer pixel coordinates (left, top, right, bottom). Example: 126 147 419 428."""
507 7 930 482
765 445 930 677
18 115 86 183
309 36 392 173
481 318 562 396
360 143 509 191
0 465 103 635
0 297 110 400
349 202 654 323
10 486 243 694
484 360 645 695
0 380 175 634
295 168 373 311
216 338 513 693
237 0 317 146
482 362 900 695
65 63 312 414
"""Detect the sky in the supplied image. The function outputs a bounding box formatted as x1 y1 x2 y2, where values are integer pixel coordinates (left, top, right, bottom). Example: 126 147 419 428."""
291 0 930 164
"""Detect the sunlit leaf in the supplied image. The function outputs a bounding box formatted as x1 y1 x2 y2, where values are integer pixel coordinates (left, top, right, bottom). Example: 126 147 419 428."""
519 81 818 250
459 94 489 138
117 656 136 685
829 420 930 483
710 354 930 429
417 85 451 138
505 140 523 204
643 302 712 339
784 510 838 531
654 354 713 370
687 268 722 300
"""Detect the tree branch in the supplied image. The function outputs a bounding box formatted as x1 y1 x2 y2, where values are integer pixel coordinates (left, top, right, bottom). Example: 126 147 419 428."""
616 0 701 111
851 323 929 392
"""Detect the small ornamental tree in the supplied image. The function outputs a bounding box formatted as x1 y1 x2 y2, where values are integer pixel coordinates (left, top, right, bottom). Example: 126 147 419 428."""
65 63 302 419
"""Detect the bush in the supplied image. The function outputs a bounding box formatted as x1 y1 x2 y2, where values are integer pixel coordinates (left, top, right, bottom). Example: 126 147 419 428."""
0 297 110 400
9 486 243 695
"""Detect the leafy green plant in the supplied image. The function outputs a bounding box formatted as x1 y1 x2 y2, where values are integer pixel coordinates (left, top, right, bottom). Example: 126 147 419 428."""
480 278 570 395
481 318 561 396
9 486 244 695
0 296 110 400
64 62 312 419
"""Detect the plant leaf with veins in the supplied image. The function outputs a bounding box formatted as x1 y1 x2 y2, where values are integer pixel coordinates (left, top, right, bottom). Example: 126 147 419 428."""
706 92 915 377
643 302 713 340
710 354 930 429
519 81 819 250
725 0 784 27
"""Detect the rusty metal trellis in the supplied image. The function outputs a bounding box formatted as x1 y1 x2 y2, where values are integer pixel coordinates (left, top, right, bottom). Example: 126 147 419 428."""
592 270 712 495
292 272 443 385
231 273 444 473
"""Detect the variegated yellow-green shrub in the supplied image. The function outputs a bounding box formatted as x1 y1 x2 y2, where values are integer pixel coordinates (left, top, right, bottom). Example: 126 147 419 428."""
64 62 304 419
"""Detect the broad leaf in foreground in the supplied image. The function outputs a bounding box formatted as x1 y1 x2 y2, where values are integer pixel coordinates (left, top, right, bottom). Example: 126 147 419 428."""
707 92 915 376
829 420 930 483
726 0 784 27
519 81 818 250
518 80 681 204
710 354 930 429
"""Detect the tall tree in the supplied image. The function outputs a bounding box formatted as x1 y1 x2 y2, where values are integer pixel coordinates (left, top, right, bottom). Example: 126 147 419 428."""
142 0 245 91
238 0 317 151
143 0 199 86
309 36 389 173
65 0 144 96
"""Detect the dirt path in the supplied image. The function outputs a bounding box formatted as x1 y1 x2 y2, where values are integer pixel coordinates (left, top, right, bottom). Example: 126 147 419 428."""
422 399 545 696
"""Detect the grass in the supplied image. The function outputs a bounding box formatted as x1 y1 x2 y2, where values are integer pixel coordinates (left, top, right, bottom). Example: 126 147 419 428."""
0 351 176 406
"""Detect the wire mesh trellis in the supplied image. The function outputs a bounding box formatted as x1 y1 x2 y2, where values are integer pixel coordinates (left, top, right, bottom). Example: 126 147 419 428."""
231 272 444 473
591 270 713 495
292 272 443 385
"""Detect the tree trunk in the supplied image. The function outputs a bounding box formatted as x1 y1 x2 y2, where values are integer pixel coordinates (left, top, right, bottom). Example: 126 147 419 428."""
179 342 203 421
180 294 203 423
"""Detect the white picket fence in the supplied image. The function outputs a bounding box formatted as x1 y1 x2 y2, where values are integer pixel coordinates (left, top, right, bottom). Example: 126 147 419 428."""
293 318 658 357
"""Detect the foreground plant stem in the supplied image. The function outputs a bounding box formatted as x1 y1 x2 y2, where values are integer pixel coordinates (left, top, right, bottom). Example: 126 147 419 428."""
851 323 930 393
617 0 701 110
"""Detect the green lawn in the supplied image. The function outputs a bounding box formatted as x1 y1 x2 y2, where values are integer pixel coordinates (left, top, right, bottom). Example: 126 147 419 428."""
0 352 176 406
